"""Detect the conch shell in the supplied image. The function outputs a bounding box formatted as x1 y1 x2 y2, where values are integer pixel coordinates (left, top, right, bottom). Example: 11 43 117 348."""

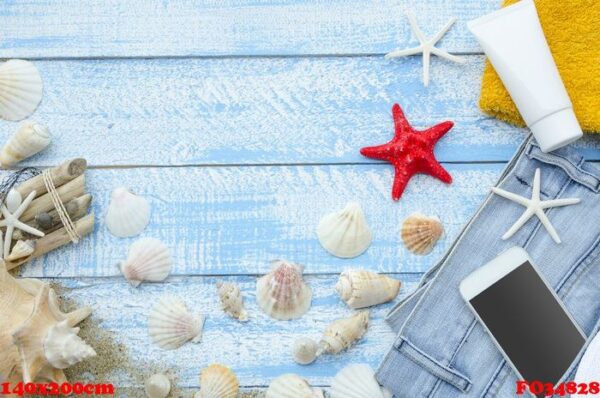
256 260 312 320
317 311 369 356
216 281 248 322
0 122 50 167
335 270 401 309
401 213 444 255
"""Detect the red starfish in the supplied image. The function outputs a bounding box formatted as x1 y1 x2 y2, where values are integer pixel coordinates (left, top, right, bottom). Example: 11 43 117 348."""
360 103 453 200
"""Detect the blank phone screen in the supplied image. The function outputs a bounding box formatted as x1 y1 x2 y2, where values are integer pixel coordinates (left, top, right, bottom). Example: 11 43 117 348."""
470 261 585 394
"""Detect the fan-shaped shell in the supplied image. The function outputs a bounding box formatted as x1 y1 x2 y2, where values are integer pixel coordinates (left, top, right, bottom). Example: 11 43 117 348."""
195 364 239 398
318 311 369 356
216 281 248 322
256 260 312 320
145 373 171 398
0 60 43 121
105 187 150 238
0 122 51 167
148 296 204 350
401 213 443 255
330 364 391 398
119 238 173 287
266 374 323 398
317 202 372 258
292 337 318 365
335 270 401 309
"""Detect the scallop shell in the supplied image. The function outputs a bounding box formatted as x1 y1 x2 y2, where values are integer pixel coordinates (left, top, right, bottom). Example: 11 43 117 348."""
266 374 324 398
0 122 51 167
216 281 248 322
317 311 369 356
330 363 391 398
44 320 96 369
335 270 401 309
0 60 43 121
148 296 204 350
195 364 239 398
256 260 312 320
145 373 171 398
401 213 444 255
292 337 318 365
317 202 372 258
119 237 173 287
105 187 150 237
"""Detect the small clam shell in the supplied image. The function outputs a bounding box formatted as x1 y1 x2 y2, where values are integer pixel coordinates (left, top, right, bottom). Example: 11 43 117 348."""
401 213 444 255
145 373 171 398
335 270 401 309
266 374 323 398
330 363 391 398
148 296 204 350
0 60 43 121
317 202 372 258
196 364 239 398
318 311 369 356
119 237 173 287
105 187 150 238
292 337 318 365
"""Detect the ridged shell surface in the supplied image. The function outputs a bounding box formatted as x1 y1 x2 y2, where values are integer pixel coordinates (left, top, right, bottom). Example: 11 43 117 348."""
44 320 97 369
318 311 369 355
401 213 444 255
266 374 323 398
148 296 203 350
317 202 372 258
0 60 43 121
330 363 390 398
144 373 171 398
120 238 172 287
335 270 401 309
106 187 151 238
195 364 239 398
256 260 312 320
0 122 51 167
292 337 318 365
216 281 248 322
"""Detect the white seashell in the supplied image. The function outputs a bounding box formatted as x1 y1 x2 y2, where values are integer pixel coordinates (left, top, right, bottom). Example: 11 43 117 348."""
148 296 204 350
144 373 171 398
216 281 248 322
256 259 312 320
401 213 444 255
106 187 151 237
195 364 239 398
119 237 173 287
44 320 96 369
7 240 35 263
317 202 372 258
292 337 318 365
0 60 43 121
335 270 401 309
330 363 390 398
0 122 50 168
266 374 324 398
5 189 22 213
318 311 369 356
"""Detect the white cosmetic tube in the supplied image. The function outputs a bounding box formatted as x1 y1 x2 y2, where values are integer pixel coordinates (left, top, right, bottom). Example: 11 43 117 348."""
468 0 582 152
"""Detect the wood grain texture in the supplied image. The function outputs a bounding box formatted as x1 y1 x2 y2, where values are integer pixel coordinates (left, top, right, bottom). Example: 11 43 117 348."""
57 274 421 389
1 56 599 167
16 164 500 278
0 0 501 58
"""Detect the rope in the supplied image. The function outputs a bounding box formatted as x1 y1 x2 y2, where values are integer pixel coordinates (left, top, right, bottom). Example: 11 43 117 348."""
42 169 80 243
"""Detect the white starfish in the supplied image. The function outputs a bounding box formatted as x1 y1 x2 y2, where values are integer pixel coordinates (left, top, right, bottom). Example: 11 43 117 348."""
0 189 44 259
385 13 466 86
491 169 580 244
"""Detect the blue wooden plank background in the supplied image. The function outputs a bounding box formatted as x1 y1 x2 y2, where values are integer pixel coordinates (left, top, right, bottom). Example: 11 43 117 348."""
1 0 599 396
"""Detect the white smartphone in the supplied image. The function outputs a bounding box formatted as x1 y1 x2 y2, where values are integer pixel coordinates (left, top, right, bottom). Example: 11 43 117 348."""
460 247 586 397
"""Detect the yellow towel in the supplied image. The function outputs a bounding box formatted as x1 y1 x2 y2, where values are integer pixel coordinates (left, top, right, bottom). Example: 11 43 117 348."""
479 0 600 133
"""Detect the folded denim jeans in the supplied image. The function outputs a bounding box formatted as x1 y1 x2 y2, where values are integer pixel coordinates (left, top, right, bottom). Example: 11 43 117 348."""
377 136 600 397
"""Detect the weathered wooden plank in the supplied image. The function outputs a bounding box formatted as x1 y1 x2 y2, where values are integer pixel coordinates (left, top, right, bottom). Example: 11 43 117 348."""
0 56 597 166
0 1 500 58
55 274 421 389
16 163 500 278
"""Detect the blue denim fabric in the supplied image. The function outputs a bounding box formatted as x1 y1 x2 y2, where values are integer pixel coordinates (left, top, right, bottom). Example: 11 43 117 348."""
377 136 600 397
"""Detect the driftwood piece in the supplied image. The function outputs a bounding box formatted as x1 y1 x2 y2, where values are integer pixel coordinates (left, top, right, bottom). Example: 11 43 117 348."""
7 213 95 270
15 158 87 199
21 175 85 222
13 194 92 241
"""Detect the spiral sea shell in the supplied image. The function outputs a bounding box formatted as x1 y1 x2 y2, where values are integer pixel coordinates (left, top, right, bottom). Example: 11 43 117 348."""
335 270 401 309
317 311 369 356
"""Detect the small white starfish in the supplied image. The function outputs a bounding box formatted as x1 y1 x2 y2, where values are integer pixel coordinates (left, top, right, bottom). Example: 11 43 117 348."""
385 13 466 86
491 169 580 244
0 189 44 258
